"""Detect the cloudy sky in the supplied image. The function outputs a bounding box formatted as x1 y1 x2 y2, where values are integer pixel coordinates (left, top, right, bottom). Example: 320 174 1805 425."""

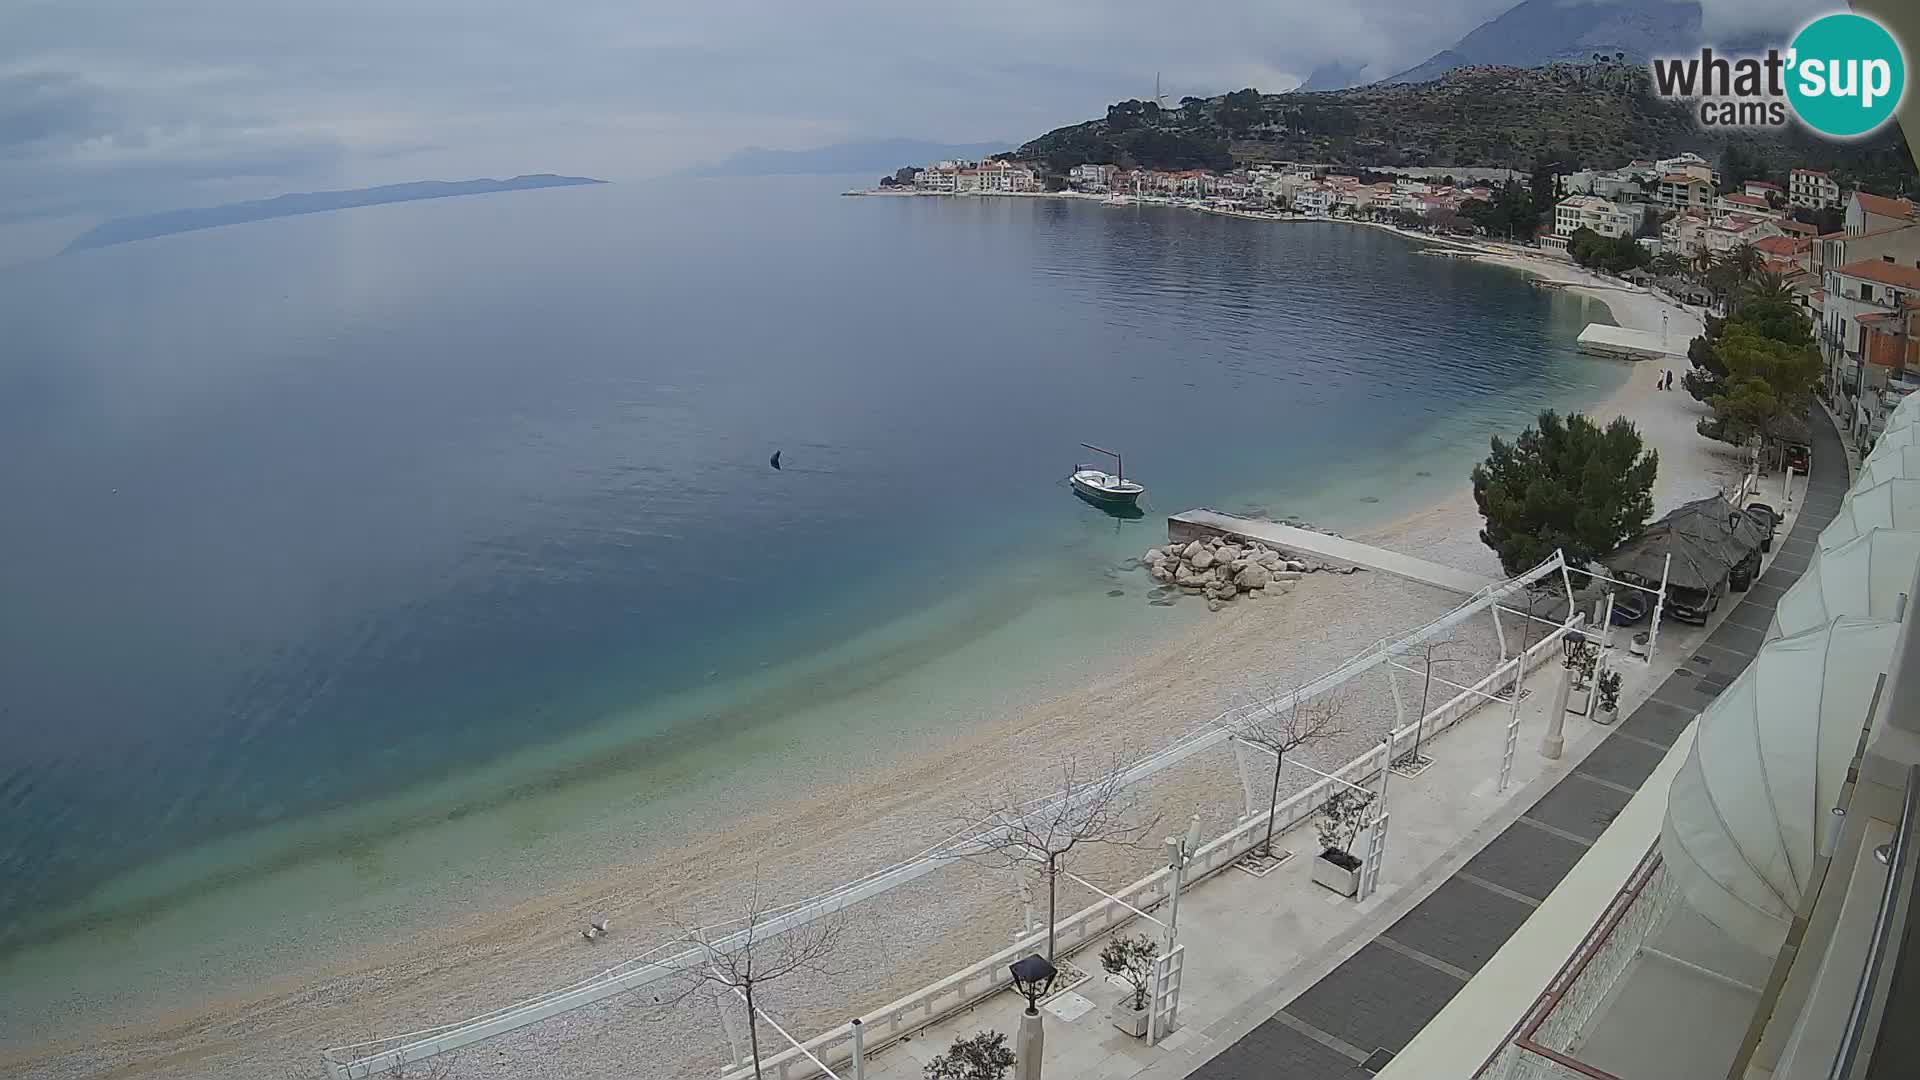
0 0 1825 248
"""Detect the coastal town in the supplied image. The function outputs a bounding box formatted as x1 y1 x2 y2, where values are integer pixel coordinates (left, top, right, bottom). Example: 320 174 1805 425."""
874 151 1920 460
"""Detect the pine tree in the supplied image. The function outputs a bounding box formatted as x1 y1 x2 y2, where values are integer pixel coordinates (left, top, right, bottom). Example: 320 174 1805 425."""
1471 411 1659 579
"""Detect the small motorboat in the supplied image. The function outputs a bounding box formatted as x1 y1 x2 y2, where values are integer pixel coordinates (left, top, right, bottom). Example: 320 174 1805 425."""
1069 443 1145 507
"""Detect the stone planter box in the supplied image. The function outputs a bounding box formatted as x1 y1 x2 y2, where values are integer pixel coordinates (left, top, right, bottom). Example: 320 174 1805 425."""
1311 851 1361 897
1111 997 1150 1037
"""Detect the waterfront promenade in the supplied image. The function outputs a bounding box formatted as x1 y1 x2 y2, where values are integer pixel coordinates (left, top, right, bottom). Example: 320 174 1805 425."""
833 414 1839 1080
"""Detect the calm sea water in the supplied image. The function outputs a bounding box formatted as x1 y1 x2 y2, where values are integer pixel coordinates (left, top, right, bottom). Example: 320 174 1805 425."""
0 177 1620 1010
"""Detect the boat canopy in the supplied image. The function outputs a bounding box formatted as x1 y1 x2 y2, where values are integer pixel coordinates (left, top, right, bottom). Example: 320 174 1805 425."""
1661 617 1901 955
1605 494 1768 591
1768 528 1920 639
1819 478 1920 550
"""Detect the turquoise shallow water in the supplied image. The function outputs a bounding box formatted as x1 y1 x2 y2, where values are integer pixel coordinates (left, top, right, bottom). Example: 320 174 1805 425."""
0 177 1624 1026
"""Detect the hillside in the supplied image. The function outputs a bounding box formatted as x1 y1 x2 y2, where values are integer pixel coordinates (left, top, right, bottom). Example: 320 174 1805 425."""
1010 64 1916 188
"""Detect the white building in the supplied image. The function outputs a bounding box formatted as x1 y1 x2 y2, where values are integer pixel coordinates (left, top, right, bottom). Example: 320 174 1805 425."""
1554 194 1641 239
1067 163 1116 191
1791 167 1842 209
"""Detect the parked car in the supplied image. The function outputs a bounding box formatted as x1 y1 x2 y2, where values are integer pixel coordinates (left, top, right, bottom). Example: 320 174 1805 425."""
1609 589 1653 625
1729 551 1760 591
1745 502 1779 552
1783 444 1811 474
1666 577 1726 624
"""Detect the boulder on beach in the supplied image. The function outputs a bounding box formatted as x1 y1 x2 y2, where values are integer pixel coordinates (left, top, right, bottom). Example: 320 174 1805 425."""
1181 540 1205 561
1190 547 1216 570
1207 597 1225 612
1217 545 1242 564
1273 570 1303 581
1150 563 1174 583
1284 560 1309 573
1235 564 1271 589
1144 548 1165 564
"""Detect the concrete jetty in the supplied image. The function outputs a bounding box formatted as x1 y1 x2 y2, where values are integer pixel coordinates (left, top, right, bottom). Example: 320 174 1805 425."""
1167 509 1495 595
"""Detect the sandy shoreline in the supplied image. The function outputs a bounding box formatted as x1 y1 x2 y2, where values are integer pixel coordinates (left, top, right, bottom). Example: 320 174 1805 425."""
2 221 1748 1080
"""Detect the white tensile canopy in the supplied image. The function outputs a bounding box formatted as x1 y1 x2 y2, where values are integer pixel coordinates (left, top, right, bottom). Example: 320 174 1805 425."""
1855 444 1920 490
1661 617 1900 956
1769 528 1920 639
1880 391 1920 433
1820 479 1920 550
1870 423 1920 456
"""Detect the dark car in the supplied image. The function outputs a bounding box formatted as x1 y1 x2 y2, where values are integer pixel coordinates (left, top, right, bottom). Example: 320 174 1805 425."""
1783 444 1811 473
1609 589 1653 625
1745 502 1779 552
1666 577 1725 624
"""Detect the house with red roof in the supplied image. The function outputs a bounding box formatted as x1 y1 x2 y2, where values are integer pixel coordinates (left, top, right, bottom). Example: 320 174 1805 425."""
1715 192 1781 222
1847 190 1916 236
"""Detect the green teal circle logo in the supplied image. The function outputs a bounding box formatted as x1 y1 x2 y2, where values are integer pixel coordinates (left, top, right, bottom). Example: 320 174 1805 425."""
1787 13 1906 138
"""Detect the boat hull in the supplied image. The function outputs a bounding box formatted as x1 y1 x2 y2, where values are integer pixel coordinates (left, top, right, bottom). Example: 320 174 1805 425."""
1069 472 1143 506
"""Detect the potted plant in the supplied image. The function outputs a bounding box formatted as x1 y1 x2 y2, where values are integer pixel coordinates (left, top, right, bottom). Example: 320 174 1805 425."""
925 1030 1016 1080
1099 934 1159 1036
1595 669 1623 725
1565 642 1599 715
1310 788 1377 897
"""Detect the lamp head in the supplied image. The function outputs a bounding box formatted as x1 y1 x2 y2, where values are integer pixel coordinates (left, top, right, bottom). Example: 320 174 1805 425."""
1008 953 1057 1012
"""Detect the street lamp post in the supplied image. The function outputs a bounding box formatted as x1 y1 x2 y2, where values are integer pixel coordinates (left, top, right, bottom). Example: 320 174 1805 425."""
1544 630 1588 759
1009 954 1057 1080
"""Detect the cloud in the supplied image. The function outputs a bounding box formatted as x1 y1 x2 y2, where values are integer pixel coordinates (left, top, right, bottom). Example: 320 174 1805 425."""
0 0 1819 246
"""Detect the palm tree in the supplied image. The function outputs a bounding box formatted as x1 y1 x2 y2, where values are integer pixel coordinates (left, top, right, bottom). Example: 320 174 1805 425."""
1652 251 1687 278
1691 242 1716 277
1728 242 1763 281
1744 269 1795 307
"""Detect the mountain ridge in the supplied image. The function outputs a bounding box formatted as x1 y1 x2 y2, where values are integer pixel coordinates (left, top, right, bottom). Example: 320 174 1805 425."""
1009 63 1915 188
63 175 606 253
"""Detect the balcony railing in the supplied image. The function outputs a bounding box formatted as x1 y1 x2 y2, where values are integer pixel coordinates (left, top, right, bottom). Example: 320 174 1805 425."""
1830 763 1920 1080
1475 847 1674 1080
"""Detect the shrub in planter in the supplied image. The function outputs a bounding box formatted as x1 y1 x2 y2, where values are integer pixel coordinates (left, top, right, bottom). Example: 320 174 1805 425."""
1311 788 1376 896
1596 669 1623 723
1100 934 1159 1037
925 1030 1016 1080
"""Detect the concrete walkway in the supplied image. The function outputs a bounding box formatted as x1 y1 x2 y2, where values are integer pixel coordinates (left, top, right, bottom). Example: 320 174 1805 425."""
845 639 1648 1080
1176 403 1849 1080
1168 510 1496 596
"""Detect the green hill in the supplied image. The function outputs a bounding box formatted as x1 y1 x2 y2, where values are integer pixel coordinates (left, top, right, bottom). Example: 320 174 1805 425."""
1011 63 1915 192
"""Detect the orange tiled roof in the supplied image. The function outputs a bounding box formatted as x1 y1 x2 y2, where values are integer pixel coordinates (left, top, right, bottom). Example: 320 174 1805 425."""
1835 258 1920 290
1856 192 1914 220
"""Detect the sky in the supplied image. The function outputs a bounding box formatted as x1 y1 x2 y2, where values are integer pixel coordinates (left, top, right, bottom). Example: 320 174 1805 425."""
0 0 1829 253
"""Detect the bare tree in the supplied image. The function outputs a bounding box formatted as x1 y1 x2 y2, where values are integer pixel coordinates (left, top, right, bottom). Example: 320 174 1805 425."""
1233 690 1348 859
1399 640 1462 767
660 882 848 1080
948 756 1160 963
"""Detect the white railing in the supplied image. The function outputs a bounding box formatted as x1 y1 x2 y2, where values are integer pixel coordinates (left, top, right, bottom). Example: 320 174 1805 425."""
326 554 1575 1078
722 619 1580 1080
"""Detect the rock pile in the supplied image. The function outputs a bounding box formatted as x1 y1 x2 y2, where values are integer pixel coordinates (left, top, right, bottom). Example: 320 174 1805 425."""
1141 536 1319 612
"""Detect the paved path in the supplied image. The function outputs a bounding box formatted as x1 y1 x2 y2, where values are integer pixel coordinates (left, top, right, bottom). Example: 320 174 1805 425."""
1181 405 1850 1079
1168 510 1495 596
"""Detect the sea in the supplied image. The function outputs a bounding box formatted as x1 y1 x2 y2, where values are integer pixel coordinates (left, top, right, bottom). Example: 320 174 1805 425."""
0 175 1623 1031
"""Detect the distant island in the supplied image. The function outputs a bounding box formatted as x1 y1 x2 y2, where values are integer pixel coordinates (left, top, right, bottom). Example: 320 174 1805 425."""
682 138 1012 178
62 174 608 253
